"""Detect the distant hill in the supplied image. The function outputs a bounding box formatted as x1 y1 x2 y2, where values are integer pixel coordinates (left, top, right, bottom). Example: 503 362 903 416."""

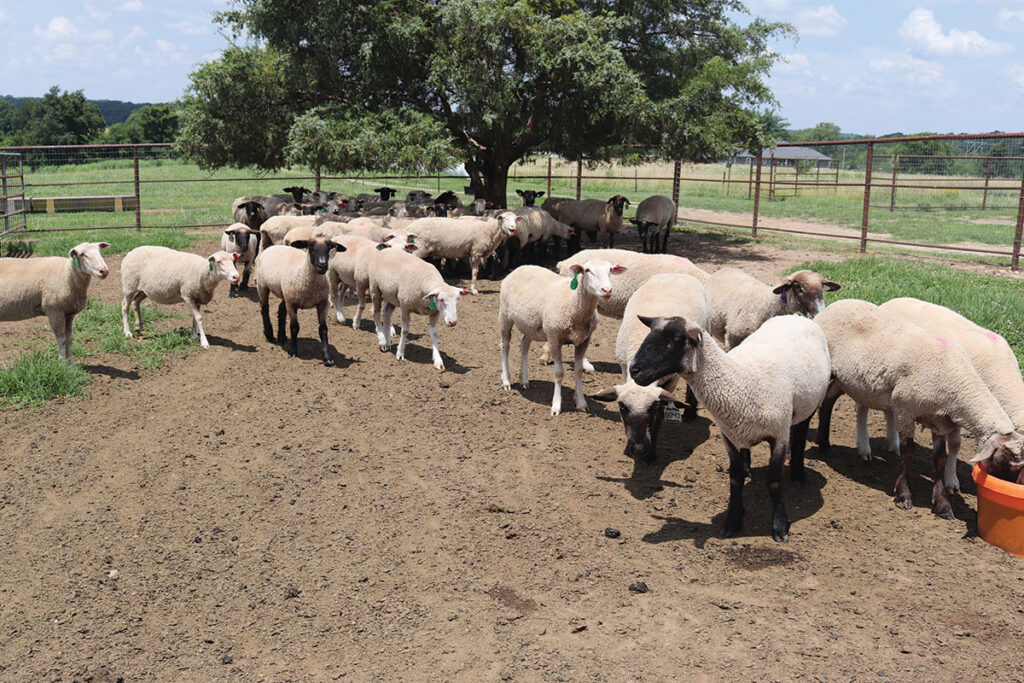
1 95 153 126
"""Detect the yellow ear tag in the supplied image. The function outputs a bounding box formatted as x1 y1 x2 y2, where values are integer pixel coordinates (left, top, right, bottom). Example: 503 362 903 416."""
570 272 578 290
429 295 437 311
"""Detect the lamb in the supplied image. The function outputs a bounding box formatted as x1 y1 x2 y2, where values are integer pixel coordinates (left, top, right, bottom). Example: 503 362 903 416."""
516 189 545 206
630 314 831 541
592 273 707 462
875 297 1024 488
254 236 345 366
631 194 677 254
405 211 520 294
259 214 320 251
220 223 261 297
705 268 840 350
120 246 239 349
369 245 466 370
556 195 631 250
815 299 1024 518
232 199 267 232
0 241 109 360
499 259 628 415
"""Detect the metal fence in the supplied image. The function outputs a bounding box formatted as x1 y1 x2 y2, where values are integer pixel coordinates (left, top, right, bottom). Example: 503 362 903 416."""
2 132 1023 269
0 152 27 239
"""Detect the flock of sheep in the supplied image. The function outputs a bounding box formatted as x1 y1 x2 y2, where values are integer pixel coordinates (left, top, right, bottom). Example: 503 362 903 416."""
2 184 1022 544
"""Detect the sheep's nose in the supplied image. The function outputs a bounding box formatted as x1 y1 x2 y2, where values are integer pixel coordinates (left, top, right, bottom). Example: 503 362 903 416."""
600 287 612 298
99 268 109 278
231 275 240 283
447 321 457 327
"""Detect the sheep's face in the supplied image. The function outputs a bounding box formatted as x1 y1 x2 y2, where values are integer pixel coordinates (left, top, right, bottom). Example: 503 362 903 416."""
240 201 265 224
607 195 631 216
374 187 397 201
631 316 703 385
284 186 310 203
773 270 840 319
516 189 544 206
427 286 464 327
225 228 256 254
572 259 626 300
593 381 686 462
292 238 345 275
70 242 109 279
209 251 241 284
473 198 489 215
553 221 574 239
971 432 1024 476
496 211 519 238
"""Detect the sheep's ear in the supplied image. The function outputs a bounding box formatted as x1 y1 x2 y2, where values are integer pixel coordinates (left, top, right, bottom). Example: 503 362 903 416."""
68 247 79 258
422 288 441 301
971 436 1000 463
823 280 841 291
332 243 347 252
591 388 619 403
536 191 544 198
772 281 793 295
459 288 471 295
98 242 110 249
684 322 703 344
290 240 310 250
569 264 584 274
658 389 689 409
516 189 524 196
638 315 657 329
610 264 627 274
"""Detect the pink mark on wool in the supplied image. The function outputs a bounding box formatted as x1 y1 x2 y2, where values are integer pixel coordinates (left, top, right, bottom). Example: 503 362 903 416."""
935 337 953 348
986 331 1001 343
674 256 692 264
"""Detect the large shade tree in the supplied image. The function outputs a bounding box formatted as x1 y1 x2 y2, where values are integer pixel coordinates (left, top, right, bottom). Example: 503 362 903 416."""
179 0 789 206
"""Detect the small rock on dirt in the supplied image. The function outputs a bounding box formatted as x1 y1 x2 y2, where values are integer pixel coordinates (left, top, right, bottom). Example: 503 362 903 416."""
222 655 234 665
604 528 621 539
628 581 649 593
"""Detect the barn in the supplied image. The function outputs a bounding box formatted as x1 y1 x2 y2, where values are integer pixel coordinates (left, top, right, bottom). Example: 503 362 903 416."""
733 144 835 168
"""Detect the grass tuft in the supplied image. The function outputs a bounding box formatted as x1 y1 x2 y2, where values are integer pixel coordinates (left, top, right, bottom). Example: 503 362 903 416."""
71 298 196 368
0 350 92 407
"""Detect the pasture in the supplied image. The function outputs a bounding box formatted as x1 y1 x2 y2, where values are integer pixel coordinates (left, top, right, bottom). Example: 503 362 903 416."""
1 220 1022 679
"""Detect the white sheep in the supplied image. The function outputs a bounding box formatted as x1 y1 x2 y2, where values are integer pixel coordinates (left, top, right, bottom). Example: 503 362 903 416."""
875 297 1024 489
259 214 320 251
368 245 466 370
592 273 707 461
499 259 627 416
512 206 574 263
815 299 1024 519
556 195 630 249
405 211 519 294
630 314 831 541
705 268 840 349
631 194 677 254
255 236 345 366
220 223 261 297
327 235 415 329
0 241 110 360
120 246 239 349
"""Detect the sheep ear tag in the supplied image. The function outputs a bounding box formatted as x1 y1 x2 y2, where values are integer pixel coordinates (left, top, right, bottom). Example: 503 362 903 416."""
428 295 437 311
208 259 214 272
780 289 787 306
570 272 578 290
72 256 80 269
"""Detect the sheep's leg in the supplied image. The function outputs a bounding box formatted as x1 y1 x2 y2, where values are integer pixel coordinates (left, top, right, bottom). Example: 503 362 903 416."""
855 403 871 460
683 384 698 421
317 300 333 367
929 432 954 519
132 292 145 333
893 434 916 510
469 257 480 295
722 435 746 538
229 280 238 298
47 310 69 360
607 232 615 249
353 285 368 330
790 418 810 488
884 410 900 455
648 402 666 463
659 226 670 253
329 272 346 324
944 428 961 493
519 335 532 388
816 379 842 452
239 262 252 291
499 314 514 390
620 363 628 384
260 295 275 343
767 436 791 542
122 292 135 338
185 298 210 349
276 301 288 345
638 225 649 253
396 308 411 361
372 289 385 348
539 341 551 365
286 302 300 358
573 341 590 412
62 312 76 359
428 312 444 370
550 339 565 416
380 303 394 352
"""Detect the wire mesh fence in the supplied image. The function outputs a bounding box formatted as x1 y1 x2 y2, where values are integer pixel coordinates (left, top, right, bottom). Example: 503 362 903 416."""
1 133 1023 268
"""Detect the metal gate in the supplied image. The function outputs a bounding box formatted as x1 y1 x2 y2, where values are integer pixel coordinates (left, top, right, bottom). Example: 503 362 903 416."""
0 151 27 244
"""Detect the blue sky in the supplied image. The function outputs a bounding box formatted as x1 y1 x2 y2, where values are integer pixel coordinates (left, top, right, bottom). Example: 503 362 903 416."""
1 1 1022 136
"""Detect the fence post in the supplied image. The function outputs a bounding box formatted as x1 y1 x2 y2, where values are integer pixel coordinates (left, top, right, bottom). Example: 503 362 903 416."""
1012 163 1024 270
752 152 762 238
133 145 141 232
889 154 898 212
860 142 874 253
575 156 582 200
726 163 732 197
982 158 992 211
747 157 754 199
315 165 322 192
672 160 681 207
546 155 552 197
1 155 8 239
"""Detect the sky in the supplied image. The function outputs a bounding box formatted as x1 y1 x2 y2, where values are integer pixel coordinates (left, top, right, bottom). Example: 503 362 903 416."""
1 1 1022 136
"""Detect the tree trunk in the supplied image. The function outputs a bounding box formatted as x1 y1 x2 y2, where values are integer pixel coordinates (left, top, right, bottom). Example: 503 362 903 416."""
465 153 513 208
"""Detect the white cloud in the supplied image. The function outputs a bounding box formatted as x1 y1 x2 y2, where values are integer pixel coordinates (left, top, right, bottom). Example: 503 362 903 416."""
36 16 75 41
899 8 1013 56
169 20 209 36
119 25 146 48
746 0 791 11
795 6 848 38
775 52 810 74
869 54 946 86
1009 65 1024 88
119 1 143 11
997 8 1024 27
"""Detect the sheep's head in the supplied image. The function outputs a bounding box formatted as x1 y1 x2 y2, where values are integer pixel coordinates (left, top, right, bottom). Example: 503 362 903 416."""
496 211 520 238
70 242 110 279
425 285 465 327
773 270 840 319
239 200 265 225
224 225 257 254
607 195 631 216
593 381 689 462
473 198 490 215
291 236 346 275
568 259 626 300
434 191 459 209
971 432 1024 478
630 316 704 386
283 186 310 203
516 189 544 206
373 186 397 201
208 251 241 285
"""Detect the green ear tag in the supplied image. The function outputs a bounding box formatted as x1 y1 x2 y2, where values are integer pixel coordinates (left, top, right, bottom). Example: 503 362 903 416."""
408 236 416 245
376 243 387 251
72 256 80 269
208 260 214 272
429 295 437 311
570 272 578 290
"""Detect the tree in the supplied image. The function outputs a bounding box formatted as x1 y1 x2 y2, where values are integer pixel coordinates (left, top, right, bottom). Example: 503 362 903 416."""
179 0 790 206
125 103 180 143
9 86 105 146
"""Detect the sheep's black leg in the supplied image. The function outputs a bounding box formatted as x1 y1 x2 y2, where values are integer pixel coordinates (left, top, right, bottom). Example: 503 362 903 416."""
239 267 251 291
790 418 810 488
288 316 300 358
767 437 791 542
723 436 746 538
659 227 670 253
816 379 842 452
743 449 752 479
277 301 288 345
894 436 915 510
317 302 333 367
683 384 698 421
585 230 597 244
568 231 581 255
229 283 238 298
551 236 562 260
638 226 649 253
261 299 275 343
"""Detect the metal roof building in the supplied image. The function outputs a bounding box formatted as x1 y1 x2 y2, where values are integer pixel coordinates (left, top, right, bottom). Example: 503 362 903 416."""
732 144 834 168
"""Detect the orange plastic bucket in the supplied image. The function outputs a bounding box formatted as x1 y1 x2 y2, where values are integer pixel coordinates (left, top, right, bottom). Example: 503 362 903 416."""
973 462 1024 557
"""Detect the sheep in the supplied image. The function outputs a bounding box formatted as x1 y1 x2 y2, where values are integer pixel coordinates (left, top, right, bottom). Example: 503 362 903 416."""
631 194 677 254
0 241 109 360
705 268 840 350
874 297 1024 490
592 273 707 462
120 246 239 349
499 259 628 416
368 245 466 370
232 199 267 232
356 187 396 204
404 211 520 294
814 299 1024 519
556 195 631 250
259 214 320 251
220 223 261 297
540 195 573 221
516 189 545 207
450 198 492 217
406 189 433 203
630 314 831 541
255 236 346 366
512 206 574 264
327 235 410 329
434 190 463 211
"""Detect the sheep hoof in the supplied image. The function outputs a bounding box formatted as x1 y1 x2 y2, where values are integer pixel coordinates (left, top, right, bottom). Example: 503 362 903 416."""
434 362 445 371
323 358 334 367
945 478 961 494
895 497 912 510
859 451 871 462
501 382 511 391
933 504 955 520
288 351 297 359
581 360 596 374
521 381 529 389
772 531 790 543
335 314 345 324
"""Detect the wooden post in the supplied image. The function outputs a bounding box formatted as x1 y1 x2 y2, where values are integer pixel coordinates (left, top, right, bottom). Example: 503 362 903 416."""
575 156 582 200
752 151 762 238
889 154 898 212
315 165 322 192
748 157 754 199
672 160 681 207
1012 162 1024 270
726 163 732 197
546 155 552 197
982 158 992 211
860 143 874 253
133 145 141 232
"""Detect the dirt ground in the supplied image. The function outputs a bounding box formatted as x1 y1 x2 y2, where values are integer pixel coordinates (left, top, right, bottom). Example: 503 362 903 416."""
1 229 1023 681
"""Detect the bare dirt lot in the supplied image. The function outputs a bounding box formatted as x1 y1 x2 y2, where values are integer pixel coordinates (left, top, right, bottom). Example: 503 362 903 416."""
2 230 1022 681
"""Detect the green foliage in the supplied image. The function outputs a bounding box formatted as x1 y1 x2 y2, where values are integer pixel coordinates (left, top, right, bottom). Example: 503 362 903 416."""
0 350 91 407
126 103 180 143
8 86 106 145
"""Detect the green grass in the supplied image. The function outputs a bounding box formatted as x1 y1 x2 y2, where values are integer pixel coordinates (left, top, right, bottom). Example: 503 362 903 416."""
71 298 196 369
792 256 1024 367
29 227 197 256
0 350 92 407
